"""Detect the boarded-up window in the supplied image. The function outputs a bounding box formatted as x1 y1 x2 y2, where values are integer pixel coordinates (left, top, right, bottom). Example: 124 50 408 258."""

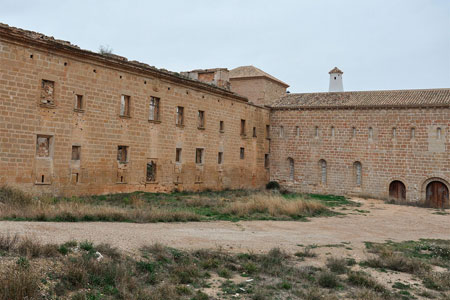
241 119 246 136
41 80 55 105
117 146 128 163
75 94 83 110
288 157 294 181
240 147 245 159
149 97 160 121
218 152 223 164
264 154 269 169
195 148 204 164
72 146 81 160
120 95 130 117
176 148 182 163
176 106 184 126
36 136 51 157
198 110 205 128
354 161 362 186
219 121 224 132
146 161 156 182
319 159 327 184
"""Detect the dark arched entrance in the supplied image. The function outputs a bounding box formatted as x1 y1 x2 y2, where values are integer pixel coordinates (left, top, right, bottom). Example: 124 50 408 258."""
389 181 406 202
426 181 449 208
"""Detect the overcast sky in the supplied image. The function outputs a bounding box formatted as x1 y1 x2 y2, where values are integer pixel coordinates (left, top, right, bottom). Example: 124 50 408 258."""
1 0 449 92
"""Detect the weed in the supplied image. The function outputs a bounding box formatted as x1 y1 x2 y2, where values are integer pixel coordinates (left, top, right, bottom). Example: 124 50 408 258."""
79 241 94 251
318 271 339 288
326 257 348 274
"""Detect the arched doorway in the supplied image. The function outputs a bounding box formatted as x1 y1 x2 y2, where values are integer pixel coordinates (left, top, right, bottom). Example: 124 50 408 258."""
426 181 449 208
389 181 406 202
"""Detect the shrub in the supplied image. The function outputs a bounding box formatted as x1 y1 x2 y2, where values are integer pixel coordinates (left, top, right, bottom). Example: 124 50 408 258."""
326 257 348 274
266 181 280 190
347 271 387 294
318 271 339 288
295 246 317 258
79 241 94 251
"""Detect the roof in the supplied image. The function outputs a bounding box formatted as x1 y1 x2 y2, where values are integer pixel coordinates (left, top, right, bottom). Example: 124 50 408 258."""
270 89 450 109
229 65 289 87
329 67 343 74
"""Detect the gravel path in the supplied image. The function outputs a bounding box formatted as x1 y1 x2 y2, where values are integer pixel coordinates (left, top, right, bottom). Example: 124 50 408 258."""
1 198 449 254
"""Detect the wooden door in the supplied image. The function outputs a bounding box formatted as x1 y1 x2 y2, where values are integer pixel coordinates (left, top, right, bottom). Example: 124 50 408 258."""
389 181 406 202
426 181 449 208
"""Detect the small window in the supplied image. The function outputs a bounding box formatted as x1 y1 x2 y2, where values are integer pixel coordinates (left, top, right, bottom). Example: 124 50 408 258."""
315 126 319 138
117 146 128 163
198 110 205 128
264 154 269 169
36 135 51 157
75 94 83 110
175 148 182 163
241 119 246 136
195 148 204 164
296 126 300 137
437 127 442 139
149 96 160 121
331 126 335 137
41 80 55 105
319 159 327 184
266 125 270 139
253 127 257 137
368 127 373 139
392 127 397 139
288 157 294 181
280 126 284 138
240 147 245 159
354 161 362 186
146 161 156 182
218 152 223 164
71 146 81 160
410 127 415 139
352 127 356 138
219 121 224 132
176 106 184 126
120 95 130 117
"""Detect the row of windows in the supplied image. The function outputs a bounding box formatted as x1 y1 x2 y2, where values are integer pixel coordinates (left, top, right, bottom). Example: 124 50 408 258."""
278 125 444 140
287 158 362 186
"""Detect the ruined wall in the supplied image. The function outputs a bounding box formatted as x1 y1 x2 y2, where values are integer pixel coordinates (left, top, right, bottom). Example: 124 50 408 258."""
0 36 270 196
230 78 286 106
269 108 450 204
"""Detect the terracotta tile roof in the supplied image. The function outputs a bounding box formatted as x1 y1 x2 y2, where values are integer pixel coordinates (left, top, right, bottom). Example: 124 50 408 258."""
270 89 450 109
229 65 289 87
329 67 343 74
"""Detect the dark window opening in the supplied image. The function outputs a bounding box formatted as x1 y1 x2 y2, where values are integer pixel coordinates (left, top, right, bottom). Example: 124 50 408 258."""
218 152 223 164
196 148 204 164
41 175 45 183
241 119 246 136
146 161 156 182
265 154 269 169
266 125 270 139
71 146 81 160
198 110 205 128
240 147 245 159
117 146 128 163
149 96 160 121
219 121 224 132
176 106 184 126
176 148 182 163
75 94 83 110
253 127 257 137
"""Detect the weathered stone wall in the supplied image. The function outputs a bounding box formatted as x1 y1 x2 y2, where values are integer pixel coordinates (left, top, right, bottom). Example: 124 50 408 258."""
0 36 270 196
269 107 450 204
230 77 286 106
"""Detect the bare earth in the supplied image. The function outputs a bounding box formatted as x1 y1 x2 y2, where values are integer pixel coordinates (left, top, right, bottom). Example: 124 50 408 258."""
1 198 449 257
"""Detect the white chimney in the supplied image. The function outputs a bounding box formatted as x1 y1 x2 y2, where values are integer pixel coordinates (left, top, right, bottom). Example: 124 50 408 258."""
328 67 344 92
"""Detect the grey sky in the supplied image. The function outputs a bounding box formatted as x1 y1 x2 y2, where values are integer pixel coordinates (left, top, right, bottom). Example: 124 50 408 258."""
1 0 449 92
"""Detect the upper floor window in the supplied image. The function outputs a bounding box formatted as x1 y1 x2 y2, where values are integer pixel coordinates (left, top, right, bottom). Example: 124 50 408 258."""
253 127 257 138
219 121 224 132
266 125 270 139
198 110 205 129
315 126 319 138
75 94 84 111
176 106 184 126
352 127 356 138
195 148 204 164
120 95 130 117
410 127 415 139
296 126 300 137
117 146 128 163
392 127 397 139
331 126 335 137
175 148 182 163
280 126 284 138
71 146 81 160
149 96 160 122
241 119 246 136
240 147 245 159
264 154 270 169
41 80 55 106
437 127 442 140
218 152 223 164
368 127 373 140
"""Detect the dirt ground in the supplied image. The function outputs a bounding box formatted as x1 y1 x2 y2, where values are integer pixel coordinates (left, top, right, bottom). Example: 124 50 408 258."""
1 198 449 258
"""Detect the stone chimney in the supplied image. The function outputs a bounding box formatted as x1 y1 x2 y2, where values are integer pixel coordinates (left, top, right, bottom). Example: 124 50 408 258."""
328 67 344 92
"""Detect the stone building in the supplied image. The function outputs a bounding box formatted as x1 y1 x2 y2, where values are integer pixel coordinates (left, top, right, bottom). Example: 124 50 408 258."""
0 24 448 208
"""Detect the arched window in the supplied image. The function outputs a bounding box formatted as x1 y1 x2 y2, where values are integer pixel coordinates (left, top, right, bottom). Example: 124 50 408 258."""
287 157 294 181
410 127 415 139
319 159 327 184
354 161 362 186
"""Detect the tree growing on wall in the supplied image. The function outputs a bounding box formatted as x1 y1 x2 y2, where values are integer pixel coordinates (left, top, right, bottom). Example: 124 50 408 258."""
98 45 113 55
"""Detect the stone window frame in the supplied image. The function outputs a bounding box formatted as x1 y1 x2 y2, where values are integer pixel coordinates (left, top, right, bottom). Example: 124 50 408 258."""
279 126 284 138
252 126 257 138
176 106 185 127
72 88 87 113
240 119 246 137
353 161 362 187
218 152 223 164
264 154 270 169
314 126 319 139
119 94 131 118
148 96 161 123
195 148 204 165
175 148 182 163
197 110 206 129
36 134 54 159
319 159 327 185
266 125 271 140
71 145 81 161
117 145 129 164
219 121 225 133
146 160 157 183
410 127 416 140
38 74 58 109
240 147 245 159
287 157 295 181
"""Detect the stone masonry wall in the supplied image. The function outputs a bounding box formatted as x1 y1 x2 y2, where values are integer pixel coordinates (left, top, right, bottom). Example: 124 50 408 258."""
0 37 270 196
269 108 450 204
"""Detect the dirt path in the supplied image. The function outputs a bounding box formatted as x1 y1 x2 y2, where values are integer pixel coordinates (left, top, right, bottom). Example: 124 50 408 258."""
1 198 449 255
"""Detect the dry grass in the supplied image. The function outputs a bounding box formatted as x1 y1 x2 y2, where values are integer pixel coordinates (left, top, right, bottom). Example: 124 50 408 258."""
0 264 39 300
223 193 327 217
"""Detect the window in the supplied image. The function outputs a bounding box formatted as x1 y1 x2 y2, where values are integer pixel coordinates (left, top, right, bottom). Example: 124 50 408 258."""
288 157 294 181
146 161 156 182
315 126 319 138
253 127 257 137
120 95 130 117
296 126 300 137
75 94 83 110
354 161 362 186
352 127 356 138
219 121 224 132
117 146 128 163
175 148 182 163
410 127 415 139
319 159 327 184
40 80 55 105
36 135 51 157
198 110 205 128
218 152 223 164
437 127 442 139
240 147 245 159
280 126 284 138
264 154 270 169
266 125 270 139
149 96 160 121
241 119 246 136
176 106 184 126
195 148 204 164
392 127 397 139
368 127 373 140
71 146 81 160
331 126 335 137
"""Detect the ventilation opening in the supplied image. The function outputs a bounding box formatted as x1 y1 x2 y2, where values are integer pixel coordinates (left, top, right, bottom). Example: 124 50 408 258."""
75 173 79 183
120 176 124 183
30 54 33 59
93 69 97 73
144 80 147 84
41 175 45 183
64 62 67 66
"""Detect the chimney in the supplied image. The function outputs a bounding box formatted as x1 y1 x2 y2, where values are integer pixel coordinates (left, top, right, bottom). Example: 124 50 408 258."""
328 67 344 92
